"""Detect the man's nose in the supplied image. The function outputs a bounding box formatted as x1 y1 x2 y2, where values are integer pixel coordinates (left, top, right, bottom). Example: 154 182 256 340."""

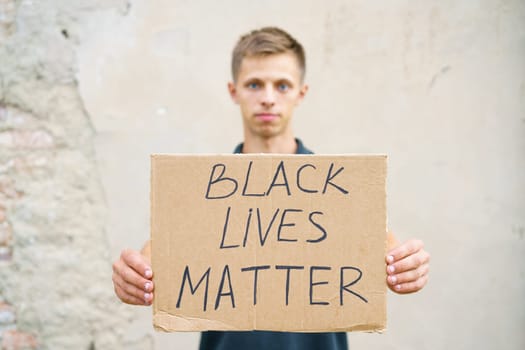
261 86 276 107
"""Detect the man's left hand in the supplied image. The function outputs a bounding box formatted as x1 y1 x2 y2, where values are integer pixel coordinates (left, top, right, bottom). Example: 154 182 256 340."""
385 238 430 294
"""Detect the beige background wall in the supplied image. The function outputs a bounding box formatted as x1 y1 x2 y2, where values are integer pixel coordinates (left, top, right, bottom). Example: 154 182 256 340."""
1 0 523 349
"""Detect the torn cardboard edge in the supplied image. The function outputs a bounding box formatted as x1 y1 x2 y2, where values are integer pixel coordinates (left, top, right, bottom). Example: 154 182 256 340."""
153 311 386 333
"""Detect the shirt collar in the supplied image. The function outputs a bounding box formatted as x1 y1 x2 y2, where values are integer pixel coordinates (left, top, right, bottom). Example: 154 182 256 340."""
233 138 313 154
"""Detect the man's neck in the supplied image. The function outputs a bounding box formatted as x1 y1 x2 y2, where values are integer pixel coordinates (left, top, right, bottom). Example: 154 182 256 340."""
242 134 297 154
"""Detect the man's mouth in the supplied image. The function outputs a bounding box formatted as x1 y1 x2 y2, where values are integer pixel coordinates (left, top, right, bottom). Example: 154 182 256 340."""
255 113 279 122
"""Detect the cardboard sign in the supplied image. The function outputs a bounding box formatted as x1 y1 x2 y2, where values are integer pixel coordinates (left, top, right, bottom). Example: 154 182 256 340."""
151 154 387 332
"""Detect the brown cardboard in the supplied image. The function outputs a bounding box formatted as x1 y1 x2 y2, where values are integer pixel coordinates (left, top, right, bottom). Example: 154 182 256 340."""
151 154 387 332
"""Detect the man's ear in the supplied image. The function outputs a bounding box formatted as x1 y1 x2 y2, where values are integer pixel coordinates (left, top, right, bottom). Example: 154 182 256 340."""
228 82 239 104
296 84 309 105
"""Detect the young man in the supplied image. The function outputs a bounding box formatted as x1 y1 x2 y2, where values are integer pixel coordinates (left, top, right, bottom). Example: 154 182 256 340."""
112 27 430 350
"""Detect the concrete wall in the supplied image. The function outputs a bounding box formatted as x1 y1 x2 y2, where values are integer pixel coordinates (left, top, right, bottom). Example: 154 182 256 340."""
1 0 523 349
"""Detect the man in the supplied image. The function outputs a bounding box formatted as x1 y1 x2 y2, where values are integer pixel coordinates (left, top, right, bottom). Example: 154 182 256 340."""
112 27 430 349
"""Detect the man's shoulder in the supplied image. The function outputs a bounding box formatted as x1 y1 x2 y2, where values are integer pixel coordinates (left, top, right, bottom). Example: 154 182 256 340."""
295 138 313 154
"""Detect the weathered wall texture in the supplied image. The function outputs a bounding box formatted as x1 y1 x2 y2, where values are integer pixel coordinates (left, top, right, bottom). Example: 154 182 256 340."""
0 1 152 349
1 0 524 349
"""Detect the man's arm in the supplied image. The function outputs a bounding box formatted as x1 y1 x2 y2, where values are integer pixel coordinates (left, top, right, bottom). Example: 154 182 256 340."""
112 240 154 305
386 232 430 294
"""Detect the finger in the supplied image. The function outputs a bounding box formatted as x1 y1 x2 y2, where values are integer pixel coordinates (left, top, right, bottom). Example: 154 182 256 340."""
113 257 153 291
121 249 153 279
113 273 154 305
391 273 429 294
387 249 430 275
386 239 424 264
114 283 145 305
114 283 153 305
113 271 152 302
387 263 429 286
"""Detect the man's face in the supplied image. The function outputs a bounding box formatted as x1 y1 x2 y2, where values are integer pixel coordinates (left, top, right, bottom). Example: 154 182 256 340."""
228 53 308 140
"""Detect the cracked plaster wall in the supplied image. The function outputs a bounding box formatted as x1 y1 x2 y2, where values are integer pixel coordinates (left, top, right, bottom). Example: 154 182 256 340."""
1 1 524 350
0 1 153 349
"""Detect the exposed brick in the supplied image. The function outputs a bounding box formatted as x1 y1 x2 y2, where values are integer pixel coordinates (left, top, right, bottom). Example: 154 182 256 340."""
0 156 49 175
0 204 5 222
0 104 6 121
0 130 54 149
1 330 38 350
0 0 17 41
0 300 15 338
0 246 12 262
0 220 11 246
0 176 15 264
0 175 14 263
0 302 15 325
13 156 48 173
0 160 14 174
0 177 21 199
0 105 38 130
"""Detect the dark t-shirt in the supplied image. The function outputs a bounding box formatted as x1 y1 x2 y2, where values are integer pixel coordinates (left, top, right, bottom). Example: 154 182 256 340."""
198 139 348 350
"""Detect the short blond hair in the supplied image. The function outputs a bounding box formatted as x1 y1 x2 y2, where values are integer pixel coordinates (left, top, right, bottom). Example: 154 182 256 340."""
231 27 306 82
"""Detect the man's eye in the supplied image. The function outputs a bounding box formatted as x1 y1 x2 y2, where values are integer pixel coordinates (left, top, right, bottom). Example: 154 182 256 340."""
248 83 259 89
278 83 289 91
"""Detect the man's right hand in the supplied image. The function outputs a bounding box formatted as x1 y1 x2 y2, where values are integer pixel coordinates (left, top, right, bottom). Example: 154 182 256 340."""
112 248 154 305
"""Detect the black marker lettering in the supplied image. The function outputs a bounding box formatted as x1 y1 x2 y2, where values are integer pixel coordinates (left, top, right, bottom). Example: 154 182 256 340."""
266 161 291 196
205 163 238 199
322 163 349 195
241 265 271 305
276 265 304 305
242 161 265 196
306 211 327 243
340 266 367 305
257 208 280 246
215 265 235 310
277 208 301 242
309 266 331 305
219 207 239 249
242 208 253 247
296 164 318 193
176 266 211 311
